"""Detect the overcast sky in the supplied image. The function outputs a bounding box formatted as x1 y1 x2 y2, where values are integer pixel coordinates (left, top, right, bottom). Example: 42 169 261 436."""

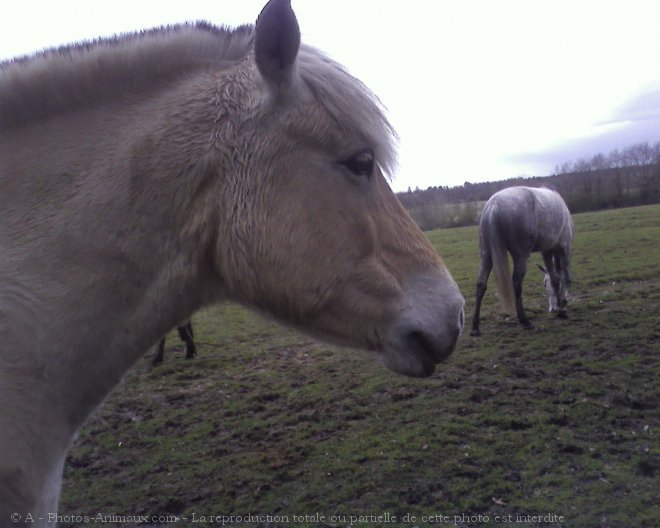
2 0 660 192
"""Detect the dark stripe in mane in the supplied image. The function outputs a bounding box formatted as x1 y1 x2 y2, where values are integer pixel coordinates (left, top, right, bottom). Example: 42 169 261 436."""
0 23 254 127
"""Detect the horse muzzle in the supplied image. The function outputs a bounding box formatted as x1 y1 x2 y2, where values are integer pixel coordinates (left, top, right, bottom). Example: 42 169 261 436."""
382 270 464 377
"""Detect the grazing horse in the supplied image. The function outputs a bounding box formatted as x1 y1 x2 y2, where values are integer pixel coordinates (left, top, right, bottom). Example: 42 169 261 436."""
152 321 196 365
470 186 573 336
0 0 464 523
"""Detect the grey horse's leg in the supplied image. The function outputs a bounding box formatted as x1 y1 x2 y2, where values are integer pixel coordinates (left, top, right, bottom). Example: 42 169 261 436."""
512 254 532 328
555 248 571 318
178 322 197 359
470 249 492 336
152 338 166 365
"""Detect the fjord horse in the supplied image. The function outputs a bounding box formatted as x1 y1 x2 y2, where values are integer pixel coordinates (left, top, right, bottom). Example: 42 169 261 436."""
0 0 464 523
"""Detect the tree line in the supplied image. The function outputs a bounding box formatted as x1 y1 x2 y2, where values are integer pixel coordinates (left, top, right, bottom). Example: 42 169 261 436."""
398 141 660 230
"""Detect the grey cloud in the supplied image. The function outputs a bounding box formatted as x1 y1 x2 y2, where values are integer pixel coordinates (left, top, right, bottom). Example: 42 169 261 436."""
511 87 660 173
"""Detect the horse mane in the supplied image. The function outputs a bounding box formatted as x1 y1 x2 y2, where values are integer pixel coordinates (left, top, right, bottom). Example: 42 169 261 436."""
0 23 254 128
0 20 397 176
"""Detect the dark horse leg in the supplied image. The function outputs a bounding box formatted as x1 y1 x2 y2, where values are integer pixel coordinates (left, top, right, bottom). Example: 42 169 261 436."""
152 338 166 365
178 321 197 359
512 253 533 329
470 249 492 336
152 322 195 365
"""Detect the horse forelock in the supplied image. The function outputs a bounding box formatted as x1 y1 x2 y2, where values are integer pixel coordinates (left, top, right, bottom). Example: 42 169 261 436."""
295 46 398 178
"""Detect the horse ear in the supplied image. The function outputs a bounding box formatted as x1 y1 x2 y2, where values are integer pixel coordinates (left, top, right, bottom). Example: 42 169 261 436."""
255 0 301 93
537 264 547 274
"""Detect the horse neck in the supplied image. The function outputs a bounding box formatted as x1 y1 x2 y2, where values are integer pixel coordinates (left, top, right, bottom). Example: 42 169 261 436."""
1 75 227 430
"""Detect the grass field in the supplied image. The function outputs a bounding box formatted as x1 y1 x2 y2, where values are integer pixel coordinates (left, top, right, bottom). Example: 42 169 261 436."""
60 204 659 528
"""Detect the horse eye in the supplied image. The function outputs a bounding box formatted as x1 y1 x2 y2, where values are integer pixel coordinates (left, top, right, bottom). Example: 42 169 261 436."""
341 149 375 177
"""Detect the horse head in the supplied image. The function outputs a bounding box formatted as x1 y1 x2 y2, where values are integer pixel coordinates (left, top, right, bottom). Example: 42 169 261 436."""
214 0 464 377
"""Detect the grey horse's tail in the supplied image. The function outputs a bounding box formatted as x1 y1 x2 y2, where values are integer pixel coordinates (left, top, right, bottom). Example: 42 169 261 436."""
484 209 516 315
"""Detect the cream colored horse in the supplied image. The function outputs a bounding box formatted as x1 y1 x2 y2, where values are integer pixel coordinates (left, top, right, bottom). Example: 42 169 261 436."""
0 0 464 523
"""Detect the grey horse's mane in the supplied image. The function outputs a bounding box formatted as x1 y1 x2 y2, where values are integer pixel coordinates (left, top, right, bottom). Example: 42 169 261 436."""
0 22 397 176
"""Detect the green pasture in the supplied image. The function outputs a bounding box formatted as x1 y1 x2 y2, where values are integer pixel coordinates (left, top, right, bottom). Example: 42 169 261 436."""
60 204 659 527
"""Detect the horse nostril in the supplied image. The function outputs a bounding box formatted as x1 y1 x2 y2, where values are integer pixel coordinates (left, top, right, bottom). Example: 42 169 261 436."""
404 329 455 364
405 330 433 357
459 308 465 329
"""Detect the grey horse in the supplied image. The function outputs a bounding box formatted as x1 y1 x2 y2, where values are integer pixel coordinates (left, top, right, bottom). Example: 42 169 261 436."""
470 186 573 336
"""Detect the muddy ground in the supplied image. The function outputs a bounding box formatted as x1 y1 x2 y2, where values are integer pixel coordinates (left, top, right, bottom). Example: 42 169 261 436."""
60 205 659 527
